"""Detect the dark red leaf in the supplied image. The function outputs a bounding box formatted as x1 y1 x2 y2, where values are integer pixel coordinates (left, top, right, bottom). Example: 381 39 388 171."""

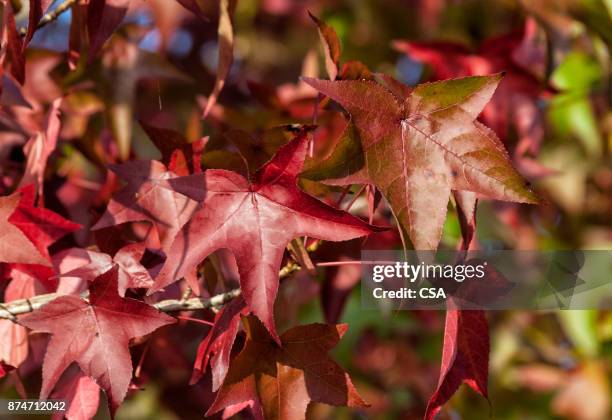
139 121 206 175
190 296 248 390
87 0 130 61
175 0 210 21
424 309 489 420
57 242 153 296
50 366 100 420
1 186 80 266
91 160 202 249
207 316 368 419
0 361 15 378
19 266 176 414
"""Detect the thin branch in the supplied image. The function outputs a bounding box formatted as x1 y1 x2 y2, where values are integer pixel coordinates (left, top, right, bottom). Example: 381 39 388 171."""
0 245 315 320
18 0 78 37
0 288 243 320
154 288 242 313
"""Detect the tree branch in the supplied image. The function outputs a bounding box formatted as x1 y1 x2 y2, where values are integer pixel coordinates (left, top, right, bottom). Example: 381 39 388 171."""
0 252 308 321
0 287 244 321
18 0 78 37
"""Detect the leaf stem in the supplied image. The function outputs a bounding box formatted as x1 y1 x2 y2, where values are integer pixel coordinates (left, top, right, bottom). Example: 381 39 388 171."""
175 315 215 326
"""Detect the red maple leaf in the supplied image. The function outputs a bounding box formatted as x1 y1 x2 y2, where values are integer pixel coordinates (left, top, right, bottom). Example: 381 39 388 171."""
19 266 176 413
152 129 384 341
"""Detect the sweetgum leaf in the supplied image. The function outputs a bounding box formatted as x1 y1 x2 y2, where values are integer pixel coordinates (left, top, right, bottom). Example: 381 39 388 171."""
4 2 24 84
19 98 62 200
152 129 384 341
139 121 206 176
393 33 548 157
308 12 341 80
92 160 202 249
0 272 50 368
0 190 47 265
19 266 176 414
424 309 489 420
57 242 154 296
4 0 52 84
1 185 80 266
302 75 538 250
202 0 236 117
190 296 248 390
50 366 100 420
87 0 130 61
454 190 478 250
206 316 368 419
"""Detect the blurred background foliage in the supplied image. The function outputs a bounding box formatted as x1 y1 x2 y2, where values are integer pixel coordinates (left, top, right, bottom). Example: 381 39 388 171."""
1 0 611 419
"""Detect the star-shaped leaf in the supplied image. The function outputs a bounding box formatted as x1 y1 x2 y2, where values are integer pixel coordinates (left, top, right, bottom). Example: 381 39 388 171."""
152 129 384 340
92 160 202 249
57 242 154 296
139 121 206 176
190 296 248 390
303 75 538 250
0 191 47 265
206 316 368 419
393 26 549 156
1 185 80 266
425 308 489 420
50 366 100 420
19 266 176 413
